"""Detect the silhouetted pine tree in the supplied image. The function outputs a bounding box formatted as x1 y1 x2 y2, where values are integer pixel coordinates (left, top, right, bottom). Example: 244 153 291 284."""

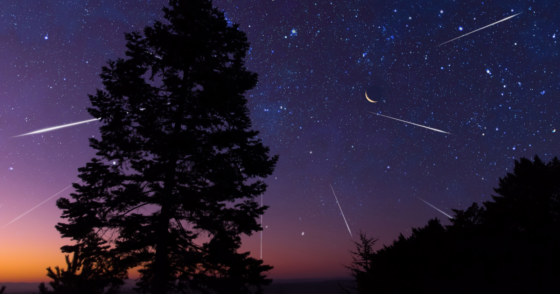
340 230 378 294
0 286 5 294
54 1 277 294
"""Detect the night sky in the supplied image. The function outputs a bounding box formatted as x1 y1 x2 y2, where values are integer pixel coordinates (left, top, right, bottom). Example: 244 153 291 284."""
1 0 559 283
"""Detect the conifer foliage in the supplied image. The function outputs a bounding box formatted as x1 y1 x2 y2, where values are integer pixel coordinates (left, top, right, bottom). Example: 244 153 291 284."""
35 239 125 294
342 156 560 294
54 0 278 293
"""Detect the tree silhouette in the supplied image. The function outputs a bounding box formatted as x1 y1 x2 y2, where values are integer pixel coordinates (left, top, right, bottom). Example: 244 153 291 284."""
0 286 5 294
339 230 378 294
477 155 560 293
344 156 560 294
54 0 278 294
35 236 126 294
341 220 451 294
481 156 560 235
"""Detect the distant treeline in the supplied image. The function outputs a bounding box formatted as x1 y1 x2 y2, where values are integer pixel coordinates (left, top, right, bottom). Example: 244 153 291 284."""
341 156 560 294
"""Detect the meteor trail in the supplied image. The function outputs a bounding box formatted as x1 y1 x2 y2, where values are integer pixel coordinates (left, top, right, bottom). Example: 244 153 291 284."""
367 112 451 135
1 181 80 229
437 12 522 47
12 118 100 138
329 184 352 237
417 197 454 219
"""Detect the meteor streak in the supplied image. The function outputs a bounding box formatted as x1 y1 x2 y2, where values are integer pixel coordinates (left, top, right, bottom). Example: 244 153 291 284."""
12 118 100 138
1 181 81 229
437 12 522 47
329 184 352 237
417 197 454 219
367 112 451 134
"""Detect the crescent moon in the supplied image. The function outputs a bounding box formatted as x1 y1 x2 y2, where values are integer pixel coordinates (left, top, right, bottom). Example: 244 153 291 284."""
365 91 377 103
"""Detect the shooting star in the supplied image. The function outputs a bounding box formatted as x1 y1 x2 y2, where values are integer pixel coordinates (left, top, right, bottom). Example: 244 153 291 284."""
367 112 451 135
417 197 454 219
329 184 352 237
1 181 81 229
11 118 100 138
437 12 522 47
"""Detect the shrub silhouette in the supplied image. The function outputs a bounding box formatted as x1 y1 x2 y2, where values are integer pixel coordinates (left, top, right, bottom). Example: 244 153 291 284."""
35 240 125 294
343 155 560 294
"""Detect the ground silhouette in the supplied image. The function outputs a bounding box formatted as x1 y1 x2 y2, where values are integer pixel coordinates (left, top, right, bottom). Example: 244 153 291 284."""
341 155 560 294
42 0 278 293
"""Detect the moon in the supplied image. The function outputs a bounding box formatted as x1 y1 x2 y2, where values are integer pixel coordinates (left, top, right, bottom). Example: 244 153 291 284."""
365 91 377 103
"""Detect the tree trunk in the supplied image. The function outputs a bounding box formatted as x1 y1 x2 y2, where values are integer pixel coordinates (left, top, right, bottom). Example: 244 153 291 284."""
151 98 185 294
152 162 177 294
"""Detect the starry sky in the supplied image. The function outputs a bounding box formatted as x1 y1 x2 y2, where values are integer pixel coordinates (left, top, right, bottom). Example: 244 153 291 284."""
1 0 559 283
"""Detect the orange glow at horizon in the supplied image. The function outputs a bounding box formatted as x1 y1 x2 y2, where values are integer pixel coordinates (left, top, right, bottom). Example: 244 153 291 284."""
0 184 379 284
1 226 354 283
